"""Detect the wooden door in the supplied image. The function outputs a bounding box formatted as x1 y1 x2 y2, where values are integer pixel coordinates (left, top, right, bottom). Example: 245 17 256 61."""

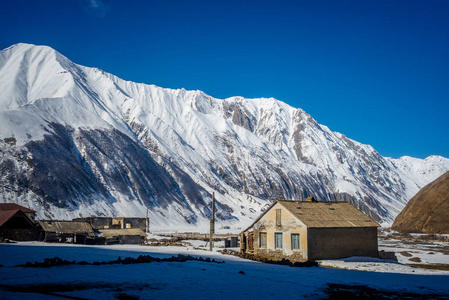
248 233 254 251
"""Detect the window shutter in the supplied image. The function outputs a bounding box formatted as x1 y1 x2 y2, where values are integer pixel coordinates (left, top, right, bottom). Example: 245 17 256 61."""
276 209 281 226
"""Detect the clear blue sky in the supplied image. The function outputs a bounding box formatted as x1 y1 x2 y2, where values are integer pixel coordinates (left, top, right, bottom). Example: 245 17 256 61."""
1 0 448 159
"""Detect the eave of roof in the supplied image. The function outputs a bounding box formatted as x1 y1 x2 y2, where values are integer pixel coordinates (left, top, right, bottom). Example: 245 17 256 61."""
242 200 279 232
277 200 380 228
0 210 20 227
0 209 35 228
0 203 36 213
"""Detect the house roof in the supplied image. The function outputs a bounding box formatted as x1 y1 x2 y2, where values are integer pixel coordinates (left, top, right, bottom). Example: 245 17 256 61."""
98 228 146 238
244 200 379 231
0 203 36 213
277 200 380 228
38 220 95 236
0 209 35 228
0 210 20 227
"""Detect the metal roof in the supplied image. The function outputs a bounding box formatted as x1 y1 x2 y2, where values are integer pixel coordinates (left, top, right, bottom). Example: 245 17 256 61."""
0 210 21 227
244 199 380 231
38 220 95 236
277 200 380 228
0 203 36 213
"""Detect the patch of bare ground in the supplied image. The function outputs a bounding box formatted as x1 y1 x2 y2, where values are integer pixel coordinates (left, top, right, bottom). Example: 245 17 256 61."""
378 229 449 243
322 283 448 300
409 257 422 263
400 251 413 257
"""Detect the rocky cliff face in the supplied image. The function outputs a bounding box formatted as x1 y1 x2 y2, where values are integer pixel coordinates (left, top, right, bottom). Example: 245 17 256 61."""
1 43 448 231
392 171 449 233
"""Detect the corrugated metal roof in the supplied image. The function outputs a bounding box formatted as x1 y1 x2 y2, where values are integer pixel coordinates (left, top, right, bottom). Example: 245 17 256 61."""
278 200 380 228
39 221 95 235
0 210 20 227
0 203 36 213
98 228 146 238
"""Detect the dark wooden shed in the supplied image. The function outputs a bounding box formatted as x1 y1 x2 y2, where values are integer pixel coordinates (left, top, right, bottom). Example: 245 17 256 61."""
38 220 95 243
0 203 37 241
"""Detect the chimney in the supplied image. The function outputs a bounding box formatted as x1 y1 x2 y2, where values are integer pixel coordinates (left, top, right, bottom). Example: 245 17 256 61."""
305 196 317 202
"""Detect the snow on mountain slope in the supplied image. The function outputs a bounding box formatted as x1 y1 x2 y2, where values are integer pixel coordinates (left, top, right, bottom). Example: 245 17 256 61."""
1 43 448 230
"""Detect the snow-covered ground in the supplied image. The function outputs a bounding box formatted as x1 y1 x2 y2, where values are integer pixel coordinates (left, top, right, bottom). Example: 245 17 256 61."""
379 233 449 266
319 234 449 275
0 240 448 299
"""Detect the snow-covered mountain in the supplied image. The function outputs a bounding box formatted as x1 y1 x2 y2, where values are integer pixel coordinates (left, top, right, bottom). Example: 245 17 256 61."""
1 43 448 231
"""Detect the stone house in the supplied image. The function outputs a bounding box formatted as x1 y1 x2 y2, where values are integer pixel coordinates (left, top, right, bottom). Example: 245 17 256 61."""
241 198 380 261
73 217 148 231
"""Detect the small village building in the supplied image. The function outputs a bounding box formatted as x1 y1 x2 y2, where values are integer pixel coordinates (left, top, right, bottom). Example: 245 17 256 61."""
74 217 148 231
73 217 113 229
241 198 380 261
38 220 95 244
111 217 148 231
224 236 239 248
0 203 37 241
98 228 146 245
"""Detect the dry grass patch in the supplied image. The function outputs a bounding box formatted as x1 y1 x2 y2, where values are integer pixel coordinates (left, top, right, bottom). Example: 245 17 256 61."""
409 257 422 263
399 251 413 257
408 264 449 271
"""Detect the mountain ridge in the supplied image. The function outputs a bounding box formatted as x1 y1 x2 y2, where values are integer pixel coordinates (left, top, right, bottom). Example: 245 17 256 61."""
1 43 448 231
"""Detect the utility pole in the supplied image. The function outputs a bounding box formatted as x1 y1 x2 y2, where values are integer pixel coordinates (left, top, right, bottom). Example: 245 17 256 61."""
209 192 215 251
146 207 150 233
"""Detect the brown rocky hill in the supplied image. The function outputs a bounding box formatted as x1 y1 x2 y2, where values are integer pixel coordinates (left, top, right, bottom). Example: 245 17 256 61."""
392 171 449 233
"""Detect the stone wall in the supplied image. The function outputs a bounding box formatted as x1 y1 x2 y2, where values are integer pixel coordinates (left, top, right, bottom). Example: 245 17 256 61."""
0 228 37 241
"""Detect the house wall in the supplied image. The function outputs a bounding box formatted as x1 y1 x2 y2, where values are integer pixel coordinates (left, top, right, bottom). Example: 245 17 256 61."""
307 227 378 260
0 214 37 241
0 228 37 241
90 218 112 229
104 235 143 245
120 235 143 244
73 217 112 229
111 218 147 231
248 203 308 261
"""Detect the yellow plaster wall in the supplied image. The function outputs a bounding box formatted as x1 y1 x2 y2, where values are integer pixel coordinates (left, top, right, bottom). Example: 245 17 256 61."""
252 203 308 259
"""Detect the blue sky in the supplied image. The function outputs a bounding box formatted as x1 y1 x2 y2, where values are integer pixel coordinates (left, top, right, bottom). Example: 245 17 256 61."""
1 0 448 159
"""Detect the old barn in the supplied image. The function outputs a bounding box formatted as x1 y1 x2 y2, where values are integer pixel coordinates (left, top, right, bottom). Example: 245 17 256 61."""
38 220 95 244
0 203 37 241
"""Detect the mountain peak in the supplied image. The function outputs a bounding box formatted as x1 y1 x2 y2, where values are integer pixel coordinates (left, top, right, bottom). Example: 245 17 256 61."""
1 44 448 230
